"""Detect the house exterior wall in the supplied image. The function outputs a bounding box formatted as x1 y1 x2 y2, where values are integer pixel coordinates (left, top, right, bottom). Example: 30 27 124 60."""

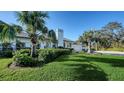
0 29 74 50
71 44 83 52
40 42 45 48
64 41 73 48
16 37 31 48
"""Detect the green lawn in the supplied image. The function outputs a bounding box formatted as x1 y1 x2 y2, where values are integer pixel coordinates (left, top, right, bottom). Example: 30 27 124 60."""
0 53 124 81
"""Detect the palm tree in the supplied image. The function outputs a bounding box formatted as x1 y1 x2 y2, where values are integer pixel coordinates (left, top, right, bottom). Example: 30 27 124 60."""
16 11 48 57
39 28 57 48
80 30 94 53
93 30 102 51
0 20 22 48
38 26 50 48
48 29 57 48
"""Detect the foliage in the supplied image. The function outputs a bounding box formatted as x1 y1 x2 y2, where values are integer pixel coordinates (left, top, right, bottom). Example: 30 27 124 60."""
2 43 13 50
48 29 57 44
1 53 124 80
13 49 30 55
12 48 71 67
102 47 124 52
13 53 35 67
78 22 124 50
16 11 48 57
39 28 57 48
16 40 25 49
38 49 71 64
0 20 22 43
0 50 13 58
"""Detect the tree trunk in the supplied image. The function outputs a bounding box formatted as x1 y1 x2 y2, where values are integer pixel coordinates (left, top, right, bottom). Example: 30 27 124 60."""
31 43 37 57
87 40 91 53
95 41 98 51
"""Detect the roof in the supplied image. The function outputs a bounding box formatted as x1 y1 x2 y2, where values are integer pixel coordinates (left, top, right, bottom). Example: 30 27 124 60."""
64 38 74 42
16 31 29 38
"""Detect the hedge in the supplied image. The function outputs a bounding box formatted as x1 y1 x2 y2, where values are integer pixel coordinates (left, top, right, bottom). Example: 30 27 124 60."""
0 50 13 58
38 49 71 64
13 48 71 67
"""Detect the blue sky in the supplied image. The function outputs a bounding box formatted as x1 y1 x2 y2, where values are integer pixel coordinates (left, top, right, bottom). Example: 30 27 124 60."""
1 11 124 41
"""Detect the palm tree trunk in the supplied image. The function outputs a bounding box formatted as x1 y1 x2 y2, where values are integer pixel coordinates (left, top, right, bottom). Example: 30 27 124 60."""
31 43 36 57
95 41 98 51
87 40 91 53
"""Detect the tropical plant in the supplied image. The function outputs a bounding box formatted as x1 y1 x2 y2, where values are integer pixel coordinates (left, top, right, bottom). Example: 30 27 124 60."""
48 29 57 47
80 30 94 53
16 40 25 49
39 28 57 48
92 30 102 50
16 11 48 57
78 21 124 51
0 20 22 43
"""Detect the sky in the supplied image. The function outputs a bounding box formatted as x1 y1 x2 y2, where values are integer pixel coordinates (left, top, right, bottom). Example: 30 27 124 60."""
1 11 124 41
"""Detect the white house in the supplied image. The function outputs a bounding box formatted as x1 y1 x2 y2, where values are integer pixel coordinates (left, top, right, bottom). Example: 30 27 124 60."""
0 28 75 50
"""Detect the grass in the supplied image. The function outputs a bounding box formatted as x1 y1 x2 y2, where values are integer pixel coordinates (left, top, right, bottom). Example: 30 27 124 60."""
101 47 124 52
0 53 124 80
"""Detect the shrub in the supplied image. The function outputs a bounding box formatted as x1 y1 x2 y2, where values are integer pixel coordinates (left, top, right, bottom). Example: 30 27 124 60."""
13 53 38 67
0 50 13 58
38 49 71 64
13 49 39 56
12 48 71 67
57 46 64 49
13 49 30 56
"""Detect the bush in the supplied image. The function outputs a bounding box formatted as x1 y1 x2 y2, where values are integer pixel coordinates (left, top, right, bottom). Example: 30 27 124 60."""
57 46 64 48
38 49 71 64
13 49 39 56
13 49 30 56
13 52 38 67
0 50 13 58
12 48 71 67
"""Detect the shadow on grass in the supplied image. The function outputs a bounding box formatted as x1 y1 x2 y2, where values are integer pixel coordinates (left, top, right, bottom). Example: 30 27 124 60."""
81 55 124 67
55 54 108 81
63 63 108 81
56 54 88 62
58 54 124 67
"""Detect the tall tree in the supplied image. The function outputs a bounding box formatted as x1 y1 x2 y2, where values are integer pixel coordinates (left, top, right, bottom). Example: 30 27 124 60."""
48 29 57 47
80 30 94 53
16 11 48 57
92 30 101 51
103 22 123 47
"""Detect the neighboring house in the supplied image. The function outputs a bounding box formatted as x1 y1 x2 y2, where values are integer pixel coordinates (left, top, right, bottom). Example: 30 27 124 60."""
64 38 74 48
0 29 75 50
71 44 83 52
